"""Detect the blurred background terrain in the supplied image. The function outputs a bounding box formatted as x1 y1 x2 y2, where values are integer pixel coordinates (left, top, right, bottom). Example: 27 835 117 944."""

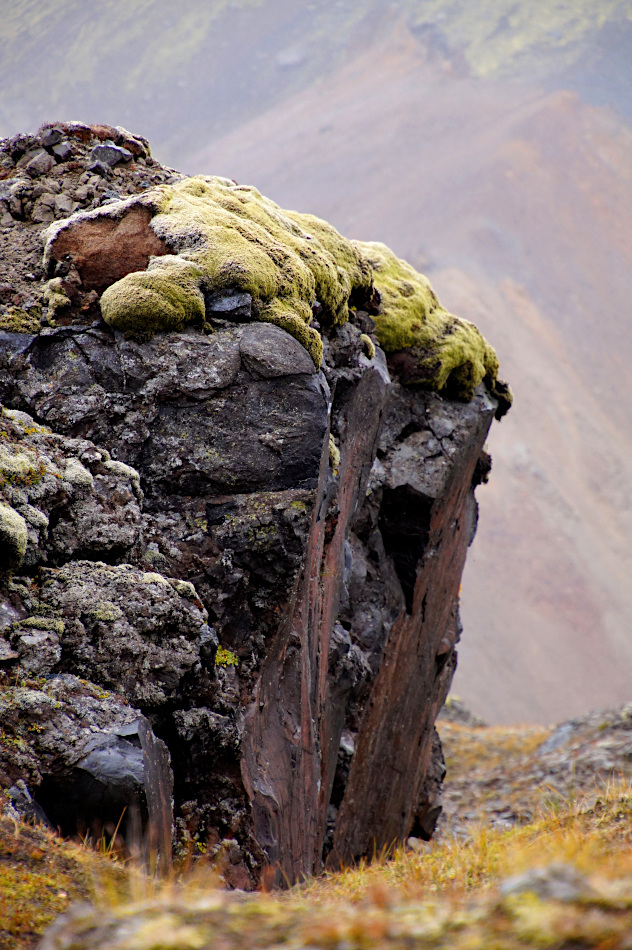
2 0 631 724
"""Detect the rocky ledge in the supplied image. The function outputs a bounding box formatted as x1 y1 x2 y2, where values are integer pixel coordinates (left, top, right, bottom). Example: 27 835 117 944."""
0 123 510 887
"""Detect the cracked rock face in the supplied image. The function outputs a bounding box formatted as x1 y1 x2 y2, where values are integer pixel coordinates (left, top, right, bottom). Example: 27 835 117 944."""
0 125 503 888
8 561 212 706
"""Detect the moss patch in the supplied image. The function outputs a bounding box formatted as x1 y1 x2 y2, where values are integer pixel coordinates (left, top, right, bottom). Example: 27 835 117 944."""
355 240 500 402
100 256 206 341
99 176 373 367
0 503 28 570
0 308 41 335
96 175 508 406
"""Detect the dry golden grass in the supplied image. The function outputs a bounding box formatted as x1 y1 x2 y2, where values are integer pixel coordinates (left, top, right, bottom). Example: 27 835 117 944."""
34 774 632 948
0 813 126 950
300 776 632 903
9 717 632 948
439 720 551 778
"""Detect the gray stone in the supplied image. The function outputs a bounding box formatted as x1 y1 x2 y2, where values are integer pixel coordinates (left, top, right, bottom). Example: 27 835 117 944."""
90 143 133 167
40 128 63 148
54 193 75 216
204 288 252 321
4 325 328 497
239 322 316 378
0 637 19 661
88 159 111 177
25 149 56 177
52 141 72 162
500 863 594 902
0 674 172 864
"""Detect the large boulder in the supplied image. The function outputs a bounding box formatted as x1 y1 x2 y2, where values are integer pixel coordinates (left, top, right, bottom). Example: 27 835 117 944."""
0 123 509 886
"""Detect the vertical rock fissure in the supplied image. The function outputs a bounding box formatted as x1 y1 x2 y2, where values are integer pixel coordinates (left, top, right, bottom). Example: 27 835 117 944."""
240 364 389 883
331 390 495 864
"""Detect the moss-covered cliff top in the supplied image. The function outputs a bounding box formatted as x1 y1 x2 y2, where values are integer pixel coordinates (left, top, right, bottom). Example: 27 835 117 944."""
42 171 509 411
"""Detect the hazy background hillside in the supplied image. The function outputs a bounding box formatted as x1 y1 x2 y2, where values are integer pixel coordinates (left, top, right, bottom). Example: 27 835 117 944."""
2 0 631 724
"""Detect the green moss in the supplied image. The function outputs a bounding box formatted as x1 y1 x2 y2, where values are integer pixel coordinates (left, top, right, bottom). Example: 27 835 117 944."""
171 579 198 600
42 277 71 317
99 176 372 366
0 307 40 334
100 256 206 342
17 616 64 635
96 176 508 404
360 332 376 359
215 646 238 667
0 503 28 570
355 240 500 401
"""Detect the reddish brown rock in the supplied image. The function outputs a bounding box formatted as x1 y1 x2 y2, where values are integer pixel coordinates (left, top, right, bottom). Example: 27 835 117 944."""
46 205 168 292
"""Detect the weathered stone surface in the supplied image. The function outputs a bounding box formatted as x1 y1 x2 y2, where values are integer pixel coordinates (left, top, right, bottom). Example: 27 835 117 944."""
7 560 211 707
51 141 72 162
25 149 55 178
0 315 497 885
0 407 143 567
44 205 169 292
0 674 172 866
331 386 494 864
90 143 133 167
3 323 328 496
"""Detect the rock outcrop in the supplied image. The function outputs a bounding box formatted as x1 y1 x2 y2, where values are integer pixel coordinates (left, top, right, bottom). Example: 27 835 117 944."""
0 123 509 886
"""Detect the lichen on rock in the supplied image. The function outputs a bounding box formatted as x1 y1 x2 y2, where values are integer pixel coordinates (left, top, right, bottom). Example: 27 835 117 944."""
0 503 28 570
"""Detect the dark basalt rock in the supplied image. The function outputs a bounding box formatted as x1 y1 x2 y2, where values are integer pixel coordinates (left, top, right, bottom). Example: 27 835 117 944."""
0 126 504 888
0 674 173 869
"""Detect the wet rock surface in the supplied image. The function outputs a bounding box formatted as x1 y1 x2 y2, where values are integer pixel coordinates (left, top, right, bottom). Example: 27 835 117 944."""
0 125 503 887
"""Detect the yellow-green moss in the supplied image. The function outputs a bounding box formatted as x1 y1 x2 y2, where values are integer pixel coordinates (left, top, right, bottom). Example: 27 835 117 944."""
215 646 239 667
100 256 206 341
96 176 507 401
99 176 372 366
360 332 376 359
0 503 28 570
355 240 499 401
171 579 198 600
17 616 64 635
328 434 340 472
0 307 41 334
42 277 71 321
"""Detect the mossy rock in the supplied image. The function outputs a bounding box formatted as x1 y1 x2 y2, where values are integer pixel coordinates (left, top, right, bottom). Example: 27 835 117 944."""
0 503 28 571
355 241 498 402
96 175 508 406
0 307 41 335
100 176 373 367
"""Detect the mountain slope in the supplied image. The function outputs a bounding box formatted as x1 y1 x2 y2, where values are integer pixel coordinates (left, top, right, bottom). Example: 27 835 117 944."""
2 0 631 165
